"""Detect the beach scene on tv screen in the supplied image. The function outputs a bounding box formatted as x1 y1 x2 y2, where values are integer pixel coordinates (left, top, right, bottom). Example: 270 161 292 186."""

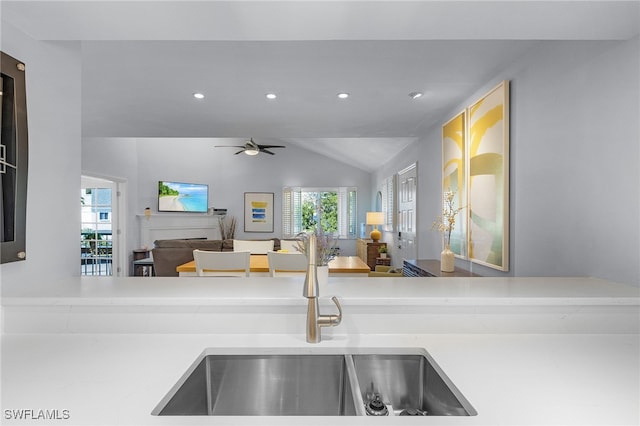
158 181 208 212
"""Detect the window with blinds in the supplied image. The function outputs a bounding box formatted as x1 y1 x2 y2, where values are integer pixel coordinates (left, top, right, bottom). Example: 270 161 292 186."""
283 187 357 239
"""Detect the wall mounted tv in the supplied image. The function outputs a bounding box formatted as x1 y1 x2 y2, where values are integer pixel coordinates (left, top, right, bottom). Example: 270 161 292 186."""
158 181 209 213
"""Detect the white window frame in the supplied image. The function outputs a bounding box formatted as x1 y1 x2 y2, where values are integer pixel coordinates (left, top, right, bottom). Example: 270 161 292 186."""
81 174 127 277
283 187 357 239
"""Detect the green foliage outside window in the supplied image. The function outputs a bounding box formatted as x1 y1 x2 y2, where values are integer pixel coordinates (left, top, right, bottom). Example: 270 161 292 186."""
301 192 338 233
283 186 356 239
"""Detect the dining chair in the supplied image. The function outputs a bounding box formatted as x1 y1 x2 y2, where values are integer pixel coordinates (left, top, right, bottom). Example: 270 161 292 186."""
267 251 308 277
233 239 274 254
193 250 250 277
279 239 302 253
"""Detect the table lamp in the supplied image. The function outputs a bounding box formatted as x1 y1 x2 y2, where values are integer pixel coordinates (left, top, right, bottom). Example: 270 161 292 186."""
366 212 384 242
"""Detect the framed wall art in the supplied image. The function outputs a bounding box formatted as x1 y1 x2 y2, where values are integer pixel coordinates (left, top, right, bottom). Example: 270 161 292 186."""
244 192 274 233
467 80 509 271
442 110 467 258
440 80 510 271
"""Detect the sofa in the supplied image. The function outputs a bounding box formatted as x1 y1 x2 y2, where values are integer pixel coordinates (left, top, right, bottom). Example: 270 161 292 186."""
367 265 404 277
151 238 281 277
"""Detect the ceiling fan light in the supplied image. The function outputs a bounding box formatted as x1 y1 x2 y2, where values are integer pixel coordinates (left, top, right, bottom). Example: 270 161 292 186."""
244 148 260 156
409 91 423 99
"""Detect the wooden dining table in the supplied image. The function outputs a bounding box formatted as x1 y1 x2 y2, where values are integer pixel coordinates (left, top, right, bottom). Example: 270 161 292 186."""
176 254 371 276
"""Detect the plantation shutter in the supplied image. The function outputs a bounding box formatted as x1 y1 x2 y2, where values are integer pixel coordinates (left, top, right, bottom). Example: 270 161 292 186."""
382 175 395 231
348 188 357 238
282 187 302 238
337 187 357 239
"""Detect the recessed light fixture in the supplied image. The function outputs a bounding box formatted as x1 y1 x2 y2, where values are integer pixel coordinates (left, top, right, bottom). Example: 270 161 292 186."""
337 93 349 99
409 92 423 99
193 92 205 99
265 93 277 100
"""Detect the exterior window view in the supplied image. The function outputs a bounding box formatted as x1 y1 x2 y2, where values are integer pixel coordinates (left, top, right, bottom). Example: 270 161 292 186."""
1 2 638 426
80 187 112 276
283 187 357 239
302 191 338 233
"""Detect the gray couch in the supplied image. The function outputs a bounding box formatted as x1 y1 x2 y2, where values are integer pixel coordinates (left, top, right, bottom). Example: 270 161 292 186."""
151 238 281 277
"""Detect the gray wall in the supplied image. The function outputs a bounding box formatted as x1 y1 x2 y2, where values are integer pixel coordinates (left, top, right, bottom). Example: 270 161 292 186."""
82 137 372 264
1 23 82 291
374 38 640 286
1 20 637 290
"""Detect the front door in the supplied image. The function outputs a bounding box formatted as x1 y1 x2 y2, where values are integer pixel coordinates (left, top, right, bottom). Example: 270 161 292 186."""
396 163 417 263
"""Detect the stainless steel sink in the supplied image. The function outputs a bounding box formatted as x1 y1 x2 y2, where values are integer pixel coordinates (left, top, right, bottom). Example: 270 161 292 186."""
153 353 358 416
352 351 476 416
152 348 476 417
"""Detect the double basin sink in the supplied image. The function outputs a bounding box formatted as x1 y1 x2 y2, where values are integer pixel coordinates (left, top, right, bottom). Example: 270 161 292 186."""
152 347 476 417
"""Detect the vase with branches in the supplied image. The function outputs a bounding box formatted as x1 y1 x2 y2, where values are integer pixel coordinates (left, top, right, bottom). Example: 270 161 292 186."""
294 222 338 267
218 215 237 240
431 189 464 272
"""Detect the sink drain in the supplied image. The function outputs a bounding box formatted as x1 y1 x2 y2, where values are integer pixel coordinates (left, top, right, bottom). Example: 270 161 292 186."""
364 394 389 416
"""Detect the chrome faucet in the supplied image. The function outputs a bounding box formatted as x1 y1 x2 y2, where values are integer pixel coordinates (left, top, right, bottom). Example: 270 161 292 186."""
303 233 342 343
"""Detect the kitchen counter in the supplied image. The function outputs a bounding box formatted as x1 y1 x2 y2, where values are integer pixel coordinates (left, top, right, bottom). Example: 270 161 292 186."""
3 276 639 306
2 276 638 334
1 276 639 425
2 333 638 425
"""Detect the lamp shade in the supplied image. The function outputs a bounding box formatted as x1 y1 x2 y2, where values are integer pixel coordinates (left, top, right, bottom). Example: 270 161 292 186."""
366 211 384 242
366 212 384 226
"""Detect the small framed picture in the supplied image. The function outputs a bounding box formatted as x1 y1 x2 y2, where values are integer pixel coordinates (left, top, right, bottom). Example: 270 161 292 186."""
244 192 274 233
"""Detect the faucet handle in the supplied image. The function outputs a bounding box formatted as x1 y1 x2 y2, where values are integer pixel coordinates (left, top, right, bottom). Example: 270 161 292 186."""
328 296 343 326
331 296 342 320
317 296 343 327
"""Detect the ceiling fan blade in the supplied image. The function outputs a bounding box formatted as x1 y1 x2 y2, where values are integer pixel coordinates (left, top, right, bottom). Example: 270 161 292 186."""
216 140 282 155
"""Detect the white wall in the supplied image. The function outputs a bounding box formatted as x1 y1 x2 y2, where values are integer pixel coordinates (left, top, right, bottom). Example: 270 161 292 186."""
82 137 139 273
375 38 640 286
82 137 372 264
0 23 82 291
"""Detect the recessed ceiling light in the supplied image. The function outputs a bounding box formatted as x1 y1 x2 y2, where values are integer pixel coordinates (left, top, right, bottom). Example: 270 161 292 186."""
265 93 277 100
193 93 205 99
409 92 423 99
337 93 349 99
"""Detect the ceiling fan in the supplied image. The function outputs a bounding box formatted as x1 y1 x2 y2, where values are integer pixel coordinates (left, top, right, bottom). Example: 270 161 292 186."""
215 138 285 156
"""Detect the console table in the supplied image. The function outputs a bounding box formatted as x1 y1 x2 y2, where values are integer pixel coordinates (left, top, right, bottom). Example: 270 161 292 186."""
356 239 387 270
403 259 481 277
132 249 154 277
376 257 391 267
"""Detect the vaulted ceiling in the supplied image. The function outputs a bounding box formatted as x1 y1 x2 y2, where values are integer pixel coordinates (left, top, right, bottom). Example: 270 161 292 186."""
2 1 638 171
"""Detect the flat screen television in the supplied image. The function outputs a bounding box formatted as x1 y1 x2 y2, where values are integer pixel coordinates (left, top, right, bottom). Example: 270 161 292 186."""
158 181 209 213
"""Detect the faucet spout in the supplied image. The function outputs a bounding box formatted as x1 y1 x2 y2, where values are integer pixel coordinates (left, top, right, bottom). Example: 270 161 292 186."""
303 233 343 343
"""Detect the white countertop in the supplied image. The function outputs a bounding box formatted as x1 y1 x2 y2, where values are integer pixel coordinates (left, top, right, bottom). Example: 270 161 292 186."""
3 276 639 306
3 276 638 335
2 276 639 425
1 333 639 426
